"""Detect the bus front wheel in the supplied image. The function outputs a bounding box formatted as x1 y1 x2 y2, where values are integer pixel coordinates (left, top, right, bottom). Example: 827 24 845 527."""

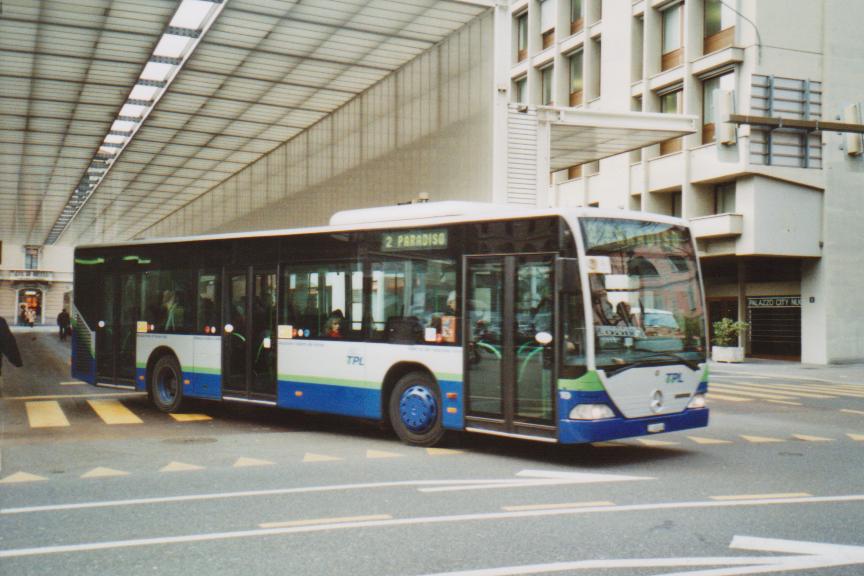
389 372 444 447
150 355 184 413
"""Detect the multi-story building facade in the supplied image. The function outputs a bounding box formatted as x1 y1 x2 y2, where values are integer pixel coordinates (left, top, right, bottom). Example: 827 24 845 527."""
0 243 73 327
507 0 864 363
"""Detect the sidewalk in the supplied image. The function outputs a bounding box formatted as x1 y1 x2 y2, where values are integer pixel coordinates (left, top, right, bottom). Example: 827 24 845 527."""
710 357 864 385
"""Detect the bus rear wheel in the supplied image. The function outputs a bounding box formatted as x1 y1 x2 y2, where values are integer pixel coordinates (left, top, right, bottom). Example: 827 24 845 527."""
389 372 444 447
151 355 184 413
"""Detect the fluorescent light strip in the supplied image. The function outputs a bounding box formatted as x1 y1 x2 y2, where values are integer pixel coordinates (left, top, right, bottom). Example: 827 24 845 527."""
47 0 226 244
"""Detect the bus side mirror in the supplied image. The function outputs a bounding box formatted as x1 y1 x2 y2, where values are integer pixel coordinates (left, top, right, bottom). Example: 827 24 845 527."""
556 258 581 294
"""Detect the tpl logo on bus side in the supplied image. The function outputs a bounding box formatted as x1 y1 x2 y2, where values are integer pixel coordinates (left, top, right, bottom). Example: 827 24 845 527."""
665 373 684 384
347 355 365 366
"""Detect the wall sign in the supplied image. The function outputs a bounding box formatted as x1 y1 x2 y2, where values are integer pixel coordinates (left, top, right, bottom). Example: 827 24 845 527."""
381 229 448 251
747 296 801 308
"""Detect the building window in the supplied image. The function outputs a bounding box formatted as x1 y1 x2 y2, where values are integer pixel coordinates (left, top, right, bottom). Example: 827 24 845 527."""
514 76 527 104
24 246 40 270
570 0 583 33
659 87 683 154
540 0 556 49
702 71 735 143
568 50 583 106
704 0 735 54
713 181 736 213
516 12 528 62
671 191 683 217
661 2 683 71
541 65 554 105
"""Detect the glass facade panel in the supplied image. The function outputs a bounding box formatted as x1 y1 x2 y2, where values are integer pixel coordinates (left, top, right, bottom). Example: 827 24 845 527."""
541 66 554 105
704 0 735 36
662 3 681 54
569 51 583 93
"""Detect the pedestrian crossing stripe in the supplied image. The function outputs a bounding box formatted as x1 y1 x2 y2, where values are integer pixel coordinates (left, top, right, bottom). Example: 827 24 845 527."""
426 448 463 456
687 436 733 445
81 467 129 478
708 384 800 400
841 409 864 416
87 399 143 425
705 392 752 402
845 433 864 441
25 401 70 428
710 383 834 400
160 461 204 472
741 435 785 443
170 413 212 422
0 472 47 484
792 434 833 442
637 438 678 447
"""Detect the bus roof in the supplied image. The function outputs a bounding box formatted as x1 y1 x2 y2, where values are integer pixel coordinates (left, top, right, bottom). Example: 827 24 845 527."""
75 202 690 250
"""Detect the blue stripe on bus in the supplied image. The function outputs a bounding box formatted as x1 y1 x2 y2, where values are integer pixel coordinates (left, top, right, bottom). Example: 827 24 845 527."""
558 409 709 444
439 379 464 430
278 380 382 420
135 367 222 399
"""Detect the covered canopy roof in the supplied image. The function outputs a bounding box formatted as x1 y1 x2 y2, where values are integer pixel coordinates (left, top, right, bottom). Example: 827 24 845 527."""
540 108 698 172
0 0 491 245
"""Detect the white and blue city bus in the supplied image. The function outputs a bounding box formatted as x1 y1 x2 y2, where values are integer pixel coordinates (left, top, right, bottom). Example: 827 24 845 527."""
71 202 709 446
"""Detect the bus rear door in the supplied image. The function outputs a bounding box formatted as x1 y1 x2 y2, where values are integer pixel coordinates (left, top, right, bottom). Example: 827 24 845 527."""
464 254 557 441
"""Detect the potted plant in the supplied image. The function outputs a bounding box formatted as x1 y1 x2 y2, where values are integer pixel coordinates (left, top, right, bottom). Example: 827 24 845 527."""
711 317 749 363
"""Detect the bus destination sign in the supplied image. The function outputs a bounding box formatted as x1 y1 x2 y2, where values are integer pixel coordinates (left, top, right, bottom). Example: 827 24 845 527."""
381 229 448 251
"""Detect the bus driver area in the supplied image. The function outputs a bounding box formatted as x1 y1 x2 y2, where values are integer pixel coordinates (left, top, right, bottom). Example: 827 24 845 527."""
71 202 709 448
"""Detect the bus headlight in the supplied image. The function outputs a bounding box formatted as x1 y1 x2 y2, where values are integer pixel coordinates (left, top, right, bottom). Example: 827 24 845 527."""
687 394 707 409
569 404 615 420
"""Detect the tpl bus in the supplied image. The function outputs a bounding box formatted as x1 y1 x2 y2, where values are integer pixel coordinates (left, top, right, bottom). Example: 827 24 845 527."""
72 202 709 446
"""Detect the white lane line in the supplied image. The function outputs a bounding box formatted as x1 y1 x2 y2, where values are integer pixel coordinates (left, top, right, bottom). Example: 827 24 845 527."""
260 514 391 529
1 494 863 559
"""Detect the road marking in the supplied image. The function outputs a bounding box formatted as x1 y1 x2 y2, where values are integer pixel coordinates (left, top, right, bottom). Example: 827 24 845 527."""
87 400 143 425
687 436 733 445
160 461 204 472
708 385 801 401
502 501 614 512
366 449 402 459
767 400 803 406
426 447 463 456
591 441 628 447
59 381 86 386
740 435 784 444
259 514 391 529
169 413 212 422
2 494 864 559
6 392 144 401
792 434 833 442
846 433 864 441
711 493 811 501
0 472 47 484
637 438 679 447
25 401 70 428
418 469 652 493
713 382 838 399
233 457 274 468
705 393 752 402
81 467 129 479
712 370 864 386
841 409 864 416
415 535 864 576
302 452 342 462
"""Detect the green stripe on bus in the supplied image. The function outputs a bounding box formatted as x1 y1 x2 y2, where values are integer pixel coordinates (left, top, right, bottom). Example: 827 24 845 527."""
558 371 605 392
278 374 381 390
435 372 462 383
701 364 710 382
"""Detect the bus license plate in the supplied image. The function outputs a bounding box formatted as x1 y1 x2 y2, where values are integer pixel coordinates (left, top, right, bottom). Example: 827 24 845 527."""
647 423 665 433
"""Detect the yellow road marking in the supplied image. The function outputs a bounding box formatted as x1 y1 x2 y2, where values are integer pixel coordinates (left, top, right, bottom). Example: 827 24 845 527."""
714 382 838 399
426 447 463 456
81 467 129 479
846 433 864 441
169 413 212 422
7 392 144 401
87 399 143 424
687 436 733 445
591 441 628 447
302 452 342 462
0 472 48 484
25 401 70 428
160 461 204 472
705 393 752 402
59 381 86 386
637 438 679 447
502 501 615 512
233 457 274 468
711 492 811 501
841 409 864 416
740 435 784 443
259 514 391 529
766 400 803 406
792 434 833 442
366 449 403 459
708 384 800 401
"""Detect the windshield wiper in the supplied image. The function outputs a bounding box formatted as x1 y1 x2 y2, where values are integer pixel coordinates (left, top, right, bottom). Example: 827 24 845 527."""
602 352 700 377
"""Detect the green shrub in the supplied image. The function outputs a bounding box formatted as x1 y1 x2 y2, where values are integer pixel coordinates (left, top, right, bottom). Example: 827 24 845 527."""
712 317 749 347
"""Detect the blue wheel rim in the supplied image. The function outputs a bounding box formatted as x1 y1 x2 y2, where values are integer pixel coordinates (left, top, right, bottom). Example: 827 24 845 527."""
156 367 178 404
399 385 438 433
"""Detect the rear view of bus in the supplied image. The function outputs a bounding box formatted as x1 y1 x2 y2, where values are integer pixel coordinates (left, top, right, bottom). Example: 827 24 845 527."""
557 215 709 443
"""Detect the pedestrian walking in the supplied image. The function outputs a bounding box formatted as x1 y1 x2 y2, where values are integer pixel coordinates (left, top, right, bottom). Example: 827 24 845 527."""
0 316 24 387
25 307 35 327
57 308 71 341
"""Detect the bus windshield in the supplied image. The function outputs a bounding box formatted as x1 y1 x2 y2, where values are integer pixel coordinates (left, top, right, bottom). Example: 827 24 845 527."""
579 218 706 370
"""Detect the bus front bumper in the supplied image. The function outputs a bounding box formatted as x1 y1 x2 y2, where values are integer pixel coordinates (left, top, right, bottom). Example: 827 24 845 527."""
557 408 709 444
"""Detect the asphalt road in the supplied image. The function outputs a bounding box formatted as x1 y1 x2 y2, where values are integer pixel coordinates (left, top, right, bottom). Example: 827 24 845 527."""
1 332 863 575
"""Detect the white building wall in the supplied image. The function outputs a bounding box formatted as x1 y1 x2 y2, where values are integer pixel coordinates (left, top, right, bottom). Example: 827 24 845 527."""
140 14 495 237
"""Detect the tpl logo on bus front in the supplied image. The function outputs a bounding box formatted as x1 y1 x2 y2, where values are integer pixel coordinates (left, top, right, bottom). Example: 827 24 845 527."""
665 372 684 384
347 355 365 366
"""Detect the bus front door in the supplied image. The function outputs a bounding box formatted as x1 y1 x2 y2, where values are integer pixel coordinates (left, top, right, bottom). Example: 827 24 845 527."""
222 268 277 400
95 272 139 387
464 255 557 440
